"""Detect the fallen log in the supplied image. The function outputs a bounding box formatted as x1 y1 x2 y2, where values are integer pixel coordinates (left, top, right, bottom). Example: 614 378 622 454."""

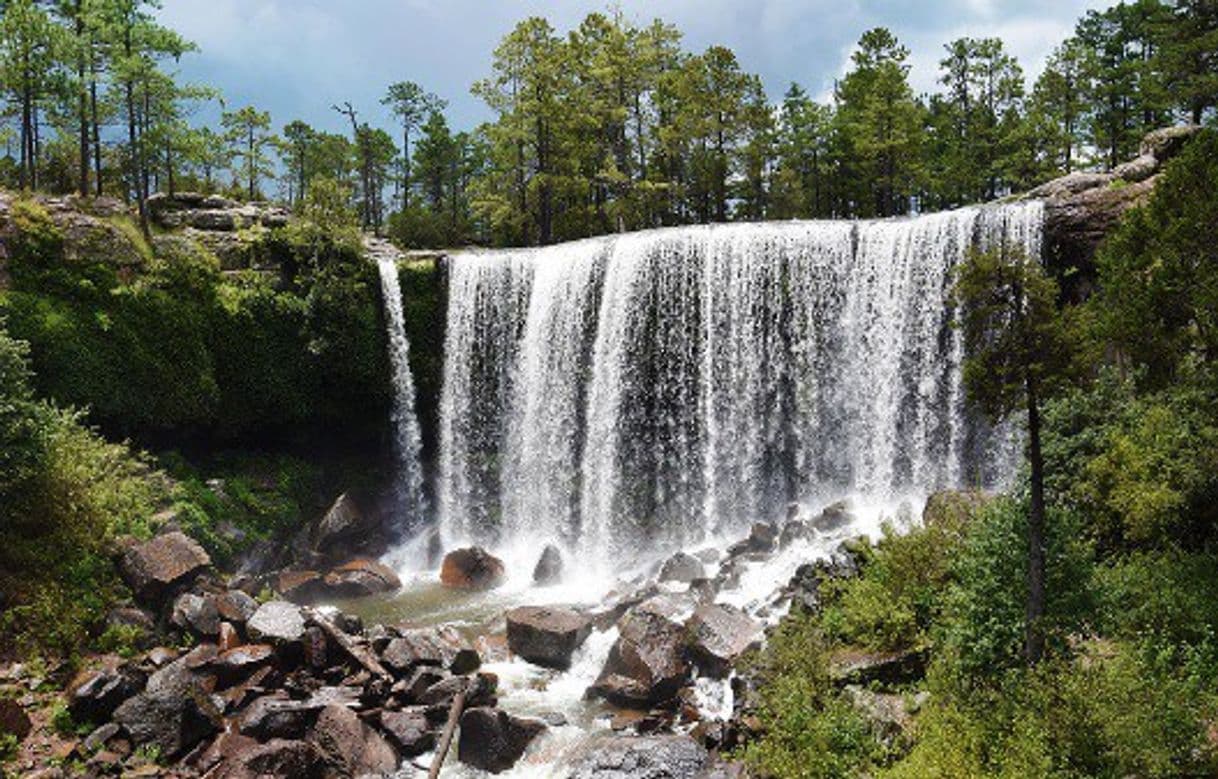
428 689 467 779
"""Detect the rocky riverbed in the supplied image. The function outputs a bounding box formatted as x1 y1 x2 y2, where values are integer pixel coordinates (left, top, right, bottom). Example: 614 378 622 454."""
0 488 943 778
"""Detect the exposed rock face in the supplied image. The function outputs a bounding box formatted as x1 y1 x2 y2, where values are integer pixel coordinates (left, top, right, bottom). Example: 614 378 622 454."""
828 647 929 687
533 543 564 585
119 531 211 606
112 655 223 757
506 606 593 670
1033 124 1202 301
381 625 481 676
659 552 707 584
786 550 861 613
567 735 709 779
308 703 399 777
291 493 386 569
811 500 854 533
441 547 506 590
171 592 222 637
457 707 547 773
590 599 692 707
685 604 764 679
246 600 307 644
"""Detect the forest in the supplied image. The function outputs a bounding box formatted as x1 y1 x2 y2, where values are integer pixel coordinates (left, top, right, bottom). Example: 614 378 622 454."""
0 0 1217 777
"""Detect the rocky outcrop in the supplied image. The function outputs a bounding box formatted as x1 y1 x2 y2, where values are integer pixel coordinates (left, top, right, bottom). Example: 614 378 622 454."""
590 598 692 707
506 606 593 670
533 543 564 585
1032 124 1202 300
441 546 506 590
659 552 707 584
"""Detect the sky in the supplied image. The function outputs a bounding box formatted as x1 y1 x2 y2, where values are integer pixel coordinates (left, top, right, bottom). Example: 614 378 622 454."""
156 0 1109 137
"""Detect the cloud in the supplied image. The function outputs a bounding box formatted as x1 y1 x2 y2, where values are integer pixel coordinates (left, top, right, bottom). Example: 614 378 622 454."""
156 0 1110 135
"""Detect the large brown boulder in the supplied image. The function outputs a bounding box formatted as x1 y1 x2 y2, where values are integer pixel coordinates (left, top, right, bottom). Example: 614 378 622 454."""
440 547 506 591
685 604 764 678
323 558 402 598
457 707 547 774
506 606 593 670
119 531 211 606
308 704 399 777
589 598 692 707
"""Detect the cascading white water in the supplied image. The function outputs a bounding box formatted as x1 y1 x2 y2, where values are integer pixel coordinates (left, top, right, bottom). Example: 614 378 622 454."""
438 202 1043 566
375 252 428 526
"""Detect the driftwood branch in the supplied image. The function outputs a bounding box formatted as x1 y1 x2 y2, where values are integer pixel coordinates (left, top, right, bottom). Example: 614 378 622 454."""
428 689 467 779
308 609 393 681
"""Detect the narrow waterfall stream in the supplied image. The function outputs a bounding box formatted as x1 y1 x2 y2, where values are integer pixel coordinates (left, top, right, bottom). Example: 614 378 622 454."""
372 239 428 529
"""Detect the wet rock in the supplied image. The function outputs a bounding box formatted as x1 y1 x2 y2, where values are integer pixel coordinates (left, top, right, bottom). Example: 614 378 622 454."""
659 552 707 584
247 600 306 644
171 592 221 637
457 707 547 773
811 500 853 533
590 600 692 707
66 659 146 723
441 546 506 591
505 606 593 670
567 735 709 779
382 625 480 675
828 647 928 687
308 703 398 777
779 520 811 549
119 531 211 606
419 672 498 708
533 543 564 585
685 604 764 679
0 698 31 740
322 558 402 597
692 548 721 565
379 708 437 757
729 523 777 556
276 570 328 604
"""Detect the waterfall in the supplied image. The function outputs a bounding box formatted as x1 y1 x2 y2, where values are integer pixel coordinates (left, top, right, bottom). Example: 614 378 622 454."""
438 202 1043 563
374 248 428 527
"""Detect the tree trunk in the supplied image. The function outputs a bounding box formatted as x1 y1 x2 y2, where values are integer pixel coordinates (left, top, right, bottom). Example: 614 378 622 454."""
91 78 103 196
1024 375 1047 665
77 13 90 197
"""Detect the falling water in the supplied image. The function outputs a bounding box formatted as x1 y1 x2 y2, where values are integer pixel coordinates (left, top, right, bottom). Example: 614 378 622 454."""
438 202 1043 564
375 251 428 527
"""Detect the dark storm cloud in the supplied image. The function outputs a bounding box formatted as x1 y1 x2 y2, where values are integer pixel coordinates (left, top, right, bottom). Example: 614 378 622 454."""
157 0 1106 135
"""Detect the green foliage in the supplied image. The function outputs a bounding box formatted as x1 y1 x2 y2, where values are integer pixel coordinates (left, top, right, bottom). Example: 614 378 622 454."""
740 612 883 779
1043 372 1218 549
2 198 63 269
0 732 17 764
940 497 1095 677
1093 129 1218 387
95 622 147 659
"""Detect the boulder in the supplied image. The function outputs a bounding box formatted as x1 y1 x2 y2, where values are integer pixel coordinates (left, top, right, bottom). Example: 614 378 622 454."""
457 707 547 773
419 672 498 708
922 489 989 530
215 589 259 624
200 734 324 779
659 552 707 584
0 699 31 741
119 531 210 605
381 625 480 676
112 656 223 758
66 659 146 723
441 547 506 590
171 592 221 637
590 600 691 707
779 520 812 548
322 558 402 598
247 600 306 644
308 704 398 777
379 708 437 757
787 551 860 613
533 543 564 585
685 604 764 678
238 687 362 740
729 523 777 556
1112 153 1158 183
276 570 328 604
1140 124 1201 160
210 644 275 683
505 606 593 670
828 647 928 687
811 500 854 533
844 684 924 749
306 493 374 561
567 735 709 779
393 666 448 703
